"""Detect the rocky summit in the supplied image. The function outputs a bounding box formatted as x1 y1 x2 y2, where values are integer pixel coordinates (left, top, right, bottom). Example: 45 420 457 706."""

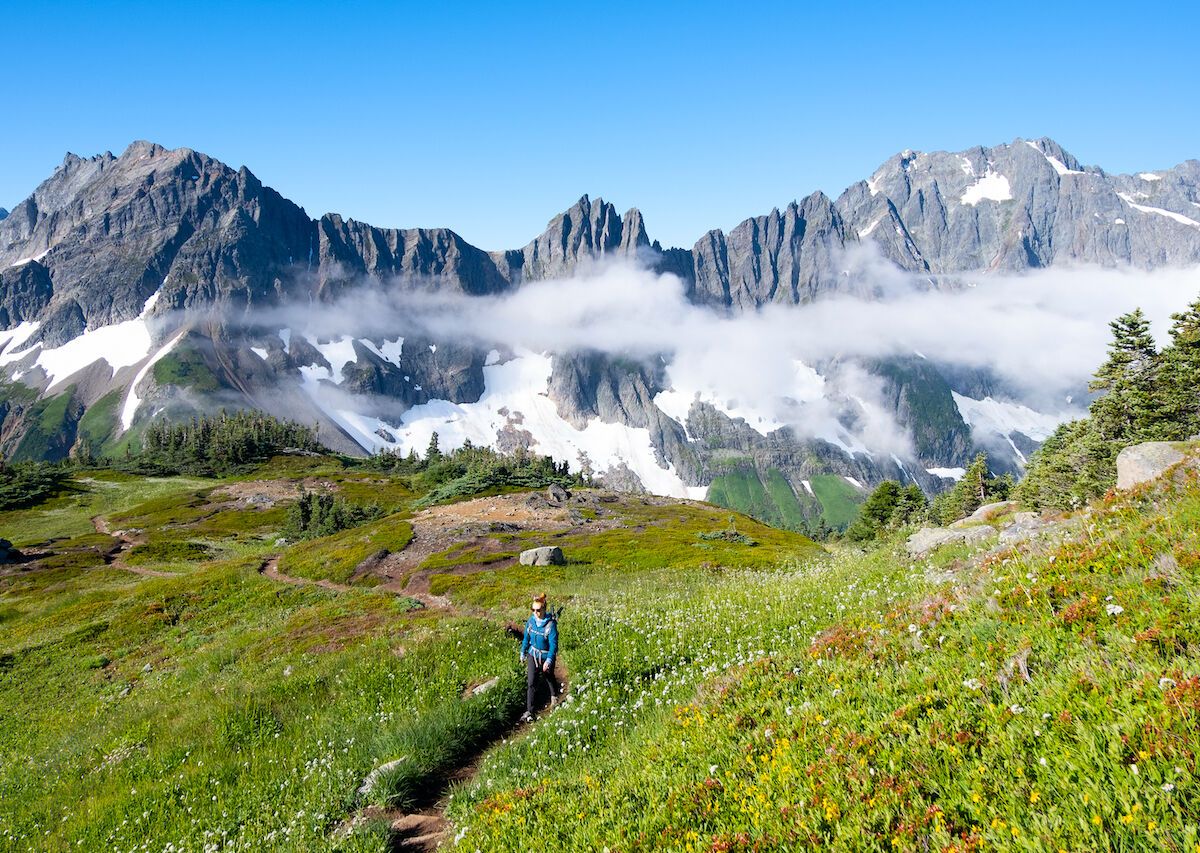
1 137 1198 530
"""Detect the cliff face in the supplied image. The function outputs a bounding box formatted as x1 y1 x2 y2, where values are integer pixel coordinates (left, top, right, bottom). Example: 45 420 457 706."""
2 137 1197 516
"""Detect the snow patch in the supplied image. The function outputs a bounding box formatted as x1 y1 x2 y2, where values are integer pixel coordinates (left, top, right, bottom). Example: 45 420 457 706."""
278 329 292 354
1114 218 1125 225
0 322 41 361
800 479 814 496
1022 140 1083 176
866 174 882 196
843 475 864 489
926 467 966 481
952 392 1070 463
6 292 163 388
3 250 49 270
1116 193 1200 228
303 350 701 499
121 328 188 430
960 170 1013 206
304 334 359 383
1139 172 1162 182
860 215 885 237
250 347 269 361
358 336 404 367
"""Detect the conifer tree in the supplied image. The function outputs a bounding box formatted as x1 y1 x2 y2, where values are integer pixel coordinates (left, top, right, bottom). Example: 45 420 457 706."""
1155 298 1200 438
1088 309 1159 443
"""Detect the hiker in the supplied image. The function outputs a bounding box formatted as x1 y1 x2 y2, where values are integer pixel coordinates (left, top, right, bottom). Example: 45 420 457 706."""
519 593 558 721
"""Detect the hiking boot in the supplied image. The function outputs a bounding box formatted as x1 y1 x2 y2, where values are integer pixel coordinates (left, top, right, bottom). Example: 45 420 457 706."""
519 711 533 724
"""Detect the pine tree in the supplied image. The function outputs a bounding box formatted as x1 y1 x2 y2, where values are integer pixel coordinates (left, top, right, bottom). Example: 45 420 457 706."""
1088 309 1159 443
845 480 902 541
425 431 442 462
1155 298 1200 439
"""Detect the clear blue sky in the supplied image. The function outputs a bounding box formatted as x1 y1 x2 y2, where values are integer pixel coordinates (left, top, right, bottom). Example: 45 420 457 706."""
2 0 1196 250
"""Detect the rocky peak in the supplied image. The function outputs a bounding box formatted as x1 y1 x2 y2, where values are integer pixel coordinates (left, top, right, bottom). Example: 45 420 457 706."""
689 190 850 309
517 195 643 281
0 141 316 342
0 208 8 221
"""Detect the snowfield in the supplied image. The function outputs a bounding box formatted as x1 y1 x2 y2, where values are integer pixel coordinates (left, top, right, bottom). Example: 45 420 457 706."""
952 392 1073 463
298 347 706 499
0 293 161 389
960 170 1013 205
1116 193 1200 229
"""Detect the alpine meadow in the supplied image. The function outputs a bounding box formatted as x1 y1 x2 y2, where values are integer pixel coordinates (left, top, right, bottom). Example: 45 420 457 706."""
4 2 1200 850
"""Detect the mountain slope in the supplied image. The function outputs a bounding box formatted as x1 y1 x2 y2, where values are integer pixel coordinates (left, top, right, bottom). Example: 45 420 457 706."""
1 138 1197 523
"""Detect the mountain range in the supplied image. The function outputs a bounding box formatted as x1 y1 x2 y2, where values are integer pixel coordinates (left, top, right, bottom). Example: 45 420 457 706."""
1 138 1198 529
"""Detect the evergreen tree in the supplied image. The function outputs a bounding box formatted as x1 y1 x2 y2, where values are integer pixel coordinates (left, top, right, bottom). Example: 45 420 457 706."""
846 480 903 541
1155 298 1200 439
1088 309 1159 443
425 431 442 462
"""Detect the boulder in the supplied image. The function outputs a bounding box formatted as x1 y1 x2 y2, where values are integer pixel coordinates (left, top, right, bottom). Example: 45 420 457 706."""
906 528 962 556
546 484 571 505
1116 442 1186 489
357 757 407 799
519 546 565 566
906 525 995 556
949 501 1019 528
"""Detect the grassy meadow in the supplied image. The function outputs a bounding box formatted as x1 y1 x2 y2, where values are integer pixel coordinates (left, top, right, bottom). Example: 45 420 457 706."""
2 451 1198 851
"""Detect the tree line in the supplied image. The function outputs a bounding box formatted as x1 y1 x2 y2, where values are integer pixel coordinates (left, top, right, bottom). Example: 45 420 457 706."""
365 432 585 506
1017 300 1200 509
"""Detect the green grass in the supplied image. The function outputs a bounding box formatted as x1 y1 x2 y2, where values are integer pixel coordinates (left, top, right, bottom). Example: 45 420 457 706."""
11 386 78 462
277 514 415 585
809 473 863 529
445 465 1200 852
0 556 522 852
6 455 1200 852
707 467 814 532
125 540 212 565
0 474 217 548
152 346 221 393
763 468 808 529
76 389 123 453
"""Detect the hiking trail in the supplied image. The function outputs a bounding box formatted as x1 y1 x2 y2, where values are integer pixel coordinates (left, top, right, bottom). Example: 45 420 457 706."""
91 515 177 579
337 624 569 851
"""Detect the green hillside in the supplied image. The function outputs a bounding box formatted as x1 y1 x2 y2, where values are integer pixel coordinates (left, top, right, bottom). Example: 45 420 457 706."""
708 464 841 532
2 446 1199 851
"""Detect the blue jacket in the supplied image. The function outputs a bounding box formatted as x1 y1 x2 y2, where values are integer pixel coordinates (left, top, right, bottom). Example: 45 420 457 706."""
521 613 557 664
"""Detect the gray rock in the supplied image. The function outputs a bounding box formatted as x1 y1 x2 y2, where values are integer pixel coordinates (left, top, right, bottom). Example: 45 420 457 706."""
546 483 571 505
357 757 407 799
906 524 995 556
906 528 962 556
999 517 1046 544
950 500 1018 528
519 546 565 566
1117 442 1186 489
469 676 500 696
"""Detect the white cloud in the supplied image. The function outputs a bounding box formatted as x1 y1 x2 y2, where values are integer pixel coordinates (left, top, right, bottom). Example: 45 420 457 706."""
247 252 1200 457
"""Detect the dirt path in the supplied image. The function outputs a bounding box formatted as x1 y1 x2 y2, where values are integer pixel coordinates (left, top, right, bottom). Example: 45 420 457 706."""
92 515 178 579
259 556 355 593
342 633 570 852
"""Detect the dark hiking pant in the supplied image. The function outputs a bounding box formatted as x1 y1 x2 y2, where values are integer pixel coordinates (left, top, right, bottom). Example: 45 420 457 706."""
526 655 558 714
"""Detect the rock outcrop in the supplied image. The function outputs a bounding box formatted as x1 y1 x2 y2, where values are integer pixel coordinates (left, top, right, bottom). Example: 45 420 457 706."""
1116 442 1187 489
519 546 565 566
906 525 994 556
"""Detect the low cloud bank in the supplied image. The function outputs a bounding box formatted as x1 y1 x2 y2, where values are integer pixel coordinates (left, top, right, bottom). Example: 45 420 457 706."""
245 251 1200 458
